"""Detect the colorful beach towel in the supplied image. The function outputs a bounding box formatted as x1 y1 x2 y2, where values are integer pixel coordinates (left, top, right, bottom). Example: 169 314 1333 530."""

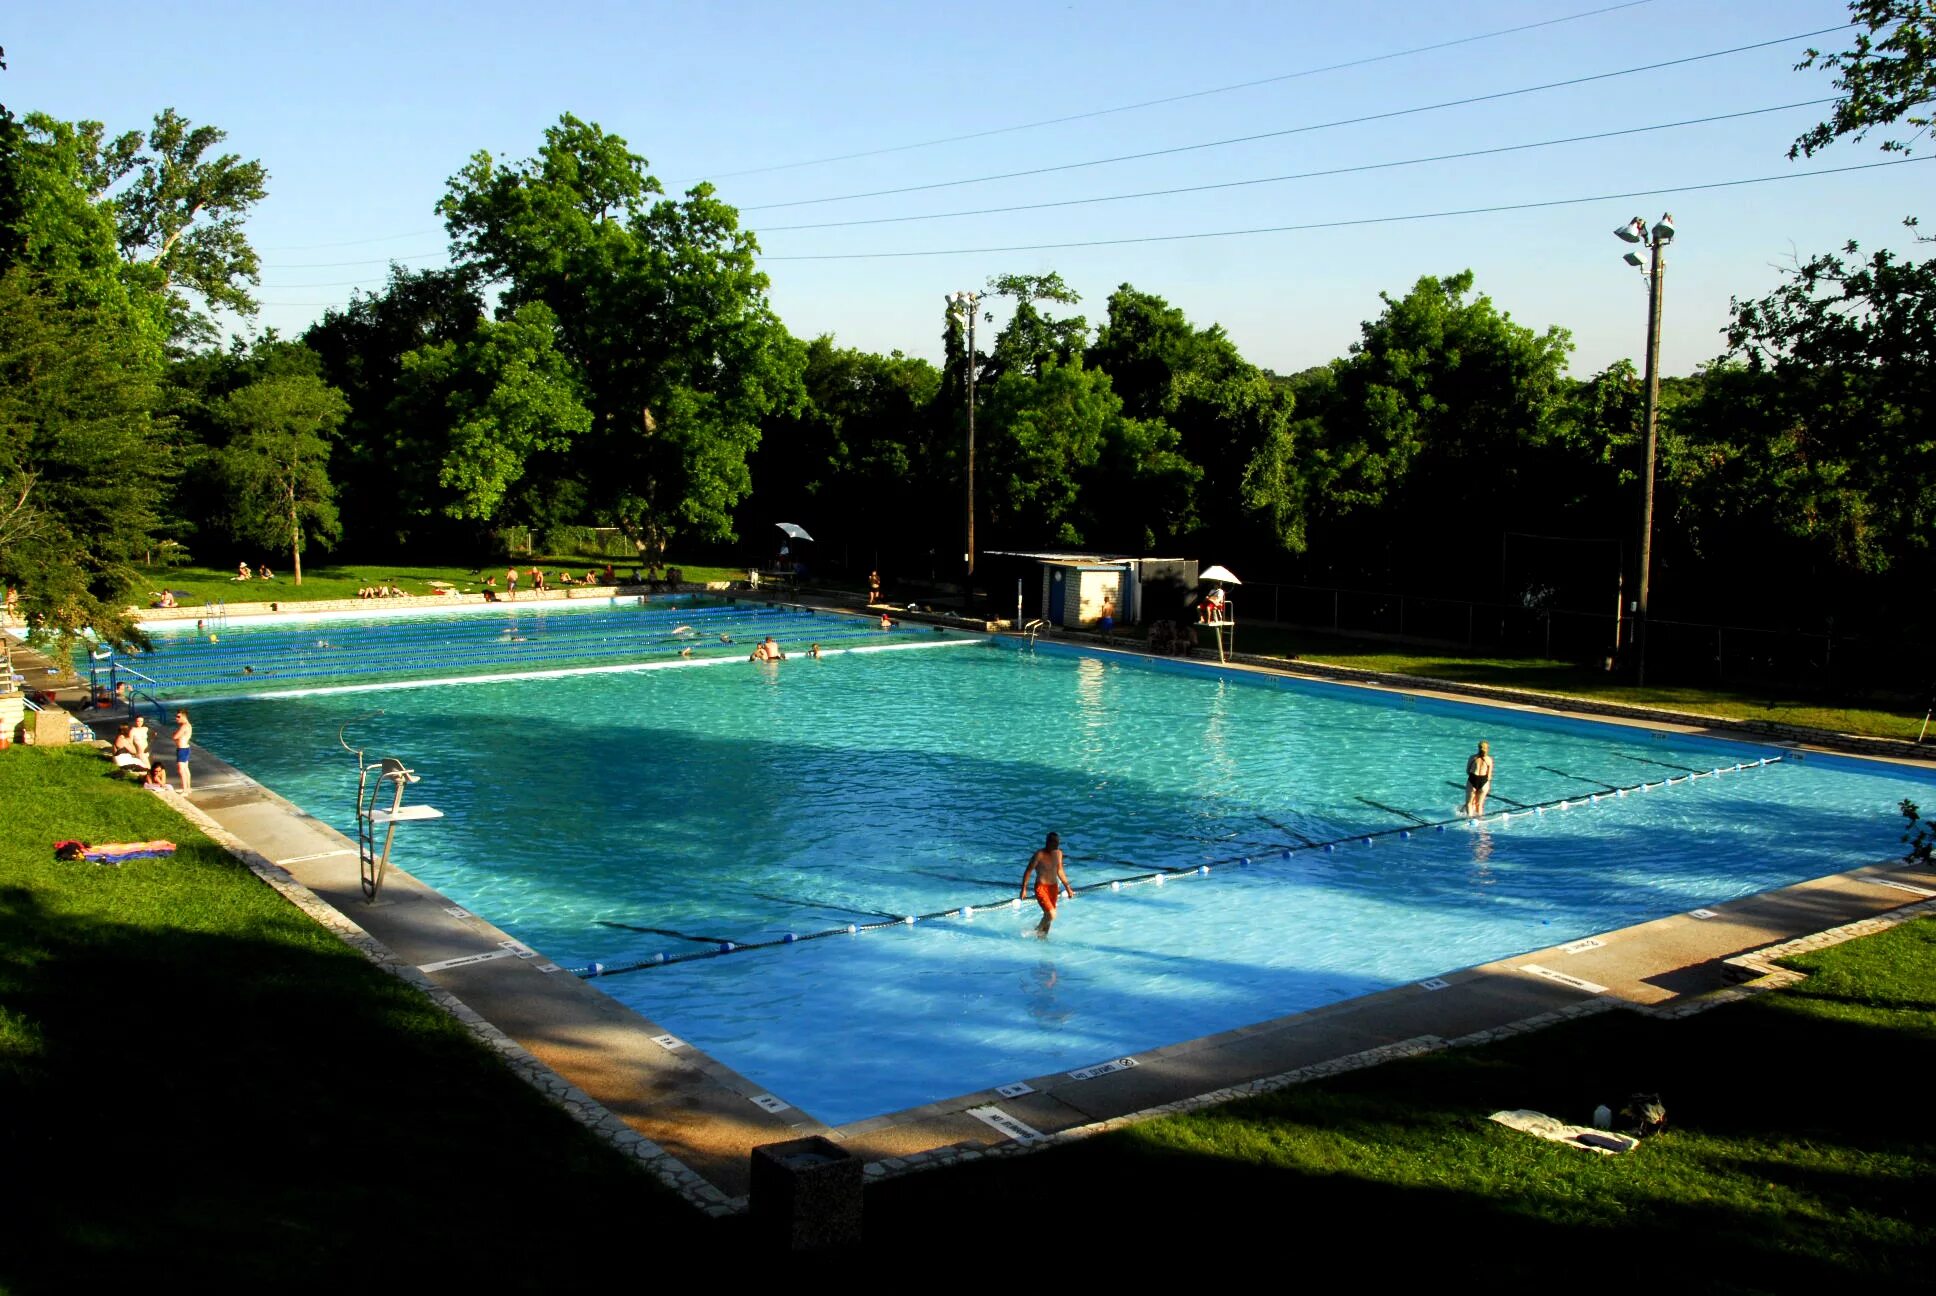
55 839 178 865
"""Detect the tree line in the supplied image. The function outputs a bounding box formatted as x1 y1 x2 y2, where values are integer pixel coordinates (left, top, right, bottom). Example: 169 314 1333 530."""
2 3 1932 673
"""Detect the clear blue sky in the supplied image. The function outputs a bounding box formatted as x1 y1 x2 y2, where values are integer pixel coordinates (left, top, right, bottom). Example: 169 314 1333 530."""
9 0 1928 377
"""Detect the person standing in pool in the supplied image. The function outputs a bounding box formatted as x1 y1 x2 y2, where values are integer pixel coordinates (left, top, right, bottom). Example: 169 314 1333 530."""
172 710 195 794
1462 740 1494 817
1019 832 1072 938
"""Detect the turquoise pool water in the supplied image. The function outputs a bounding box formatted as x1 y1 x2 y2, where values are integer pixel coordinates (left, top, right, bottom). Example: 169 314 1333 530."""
173 608 1930 1124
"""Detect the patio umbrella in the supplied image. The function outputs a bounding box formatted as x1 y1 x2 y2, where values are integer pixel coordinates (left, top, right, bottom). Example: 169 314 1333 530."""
1199 564 1241 585
776 522 814 542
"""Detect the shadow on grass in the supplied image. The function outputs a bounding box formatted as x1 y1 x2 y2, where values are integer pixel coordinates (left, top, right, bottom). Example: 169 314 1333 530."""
0 875 724 1288
864 978 1934 1286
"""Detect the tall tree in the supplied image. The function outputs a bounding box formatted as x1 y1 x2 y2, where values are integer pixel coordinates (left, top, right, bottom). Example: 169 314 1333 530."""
396 301 593 526
214 372 347 584
23 109 266 344
0 268 166 648
1294 271 1573 590
438 114 801 554
1792 1 1936 156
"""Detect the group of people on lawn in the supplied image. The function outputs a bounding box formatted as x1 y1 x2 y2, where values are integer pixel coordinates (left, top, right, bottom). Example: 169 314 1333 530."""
106 710 195 793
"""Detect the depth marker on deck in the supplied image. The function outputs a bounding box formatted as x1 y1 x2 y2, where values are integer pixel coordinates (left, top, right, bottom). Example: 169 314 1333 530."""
419 949 517 973
1418 977 1450 991
276 847 356 865
1520 964 1609 994
1688 908 1719 920
651 1034 688 1051
968 1105 1046 1144
1560 937 1606 954
995 1082 1036 1098
1067 1056 1139 1082
750 1093 792 1114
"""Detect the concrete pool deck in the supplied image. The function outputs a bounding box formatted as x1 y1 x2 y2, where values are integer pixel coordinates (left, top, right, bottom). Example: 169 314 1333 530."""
60 625 1936 1211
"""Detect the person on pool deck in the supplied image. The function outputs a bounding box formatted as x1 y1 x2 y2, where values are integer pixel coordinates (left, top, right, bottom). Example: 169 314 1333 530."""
1462 740 1494 817
172 710 195 794
1019 831 1072 938
505 567 518 598
130 714 151 764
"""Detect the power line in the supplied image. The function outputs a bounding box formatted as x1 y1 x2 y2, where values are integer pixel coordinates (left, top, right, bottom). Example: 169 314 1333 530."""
254 228 443 252
742 24 1853 212
753 157 1930 261
706 0 1665 179
262 251 447 270
759 100 1835 233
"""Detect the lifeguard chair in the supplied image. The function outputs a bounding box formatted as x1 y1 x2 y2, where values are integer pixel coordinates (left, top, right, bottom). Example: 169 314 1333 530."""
1195 565 1241 663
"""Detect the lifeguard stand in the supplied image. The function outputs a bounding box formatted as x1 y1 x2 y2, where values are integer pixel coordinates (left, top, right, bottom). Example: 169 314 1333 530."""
340 713 442 901
1195 564 1242 664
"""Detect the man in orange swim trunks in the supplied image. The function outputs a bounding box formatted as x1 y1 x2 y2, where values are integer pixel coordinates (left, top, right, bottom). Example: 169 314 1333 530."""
1019 831 1071 938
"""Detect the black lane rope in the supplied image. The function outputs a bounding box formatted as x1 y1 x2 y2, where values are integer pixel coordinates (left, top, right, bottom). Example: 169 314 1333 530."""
1256 814 1319 847
748 891 902 920
1356 796 1434 825
595 920 738 945
1445 780 1531 809
572 755 1784 979
1539 764 1619 790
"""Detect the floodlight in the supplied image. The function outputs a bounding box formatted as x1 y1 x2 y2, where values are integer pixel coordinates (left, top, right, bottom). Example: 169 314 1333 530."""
1651 213 1675 244
1614 218 1644 243
1623 250 1644 267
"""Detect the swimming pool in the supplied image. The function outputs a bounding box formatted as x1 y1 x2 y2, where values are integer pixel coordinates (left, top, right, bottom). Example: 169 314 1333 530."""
169 609 1931 1124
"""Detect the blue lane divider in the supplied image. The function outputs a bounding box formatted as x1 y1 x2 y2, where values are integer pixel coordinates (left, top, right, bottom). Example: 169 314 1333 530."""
571 756 1785 979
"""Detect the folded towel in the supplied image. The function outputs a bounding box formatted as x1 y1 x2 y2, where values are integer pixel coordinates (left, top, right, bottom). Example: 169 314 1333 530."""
1489 1109 1639 1155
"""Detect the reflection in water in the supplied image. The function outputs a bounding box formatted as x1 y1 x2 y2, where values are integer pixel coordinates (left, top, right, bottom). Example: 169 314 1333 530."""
1025 960 1072 1026
1469 825 1495 879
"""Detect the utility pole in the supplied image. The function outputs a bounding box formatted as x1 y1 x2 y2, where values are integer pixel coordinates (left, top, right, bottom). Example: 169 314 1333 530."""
947 290 982 599
1614 213 1675 686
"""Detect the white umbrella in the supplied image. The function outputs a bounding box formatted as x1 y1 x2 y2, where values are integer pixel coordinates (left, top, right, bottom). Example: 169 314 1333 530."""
1199 564 1242 585
776 522 814 541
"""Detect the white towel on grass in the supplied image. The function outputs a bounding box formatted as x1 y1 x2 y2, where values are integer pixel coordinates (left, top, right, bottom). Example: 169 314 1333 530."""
1489 1109 1639 1155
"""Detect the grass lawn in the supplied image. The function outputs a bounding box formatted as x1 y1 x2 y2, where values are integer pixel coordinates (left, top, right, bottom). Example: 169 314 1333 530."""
1223 623 1929 742
0 747 713 1287
874 916 1936 1283
133 558 750 606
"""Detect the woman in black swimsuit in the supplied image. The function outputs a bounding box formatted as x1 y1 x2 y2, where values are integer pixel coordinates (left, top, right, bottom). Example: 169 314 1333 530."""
1463 741 1493 816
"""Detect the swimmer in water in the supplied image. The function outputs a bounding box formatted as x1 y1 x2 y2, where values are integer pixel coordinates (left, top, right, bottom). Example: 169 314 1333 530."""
1019 832 1072 938
808 643 821 659
678 646 693 658
1462 740 1494 817
719 633 733 644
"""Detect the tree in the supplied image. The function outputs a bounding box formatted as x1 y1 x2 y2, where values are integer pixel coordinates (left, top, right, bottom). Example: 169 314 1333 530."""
0 268 167 648
1792 2 1936 156
1709 233 1936 579
1294 271 1573 590
304 264 485 546
438 114 802 554
22 109 266 344
214 372 347 584
396 301 593 525
983 271 1086 382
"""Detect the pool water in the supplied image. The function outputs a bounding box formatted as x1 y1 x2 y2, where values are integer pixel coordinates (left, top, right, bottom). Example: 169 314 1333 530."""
177 611 1931 1124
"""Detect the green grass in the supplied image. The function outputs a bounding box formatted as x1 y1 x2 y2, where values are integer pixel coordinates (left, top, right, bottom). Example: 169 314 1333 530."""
872 916 1936 1284
1222 624 1928 742
0 747 714 1286
133 559 749 606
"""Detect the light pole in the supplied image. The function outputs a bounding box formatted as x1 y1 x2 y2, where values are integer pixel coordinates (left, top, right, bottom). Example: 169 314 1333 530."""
947 290 983 596
1614 212 1674 686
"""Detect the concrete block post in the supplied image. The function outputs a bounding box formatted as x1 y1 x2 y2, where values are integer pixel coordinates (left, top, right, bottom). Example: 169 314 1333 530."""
749 1135 863 1251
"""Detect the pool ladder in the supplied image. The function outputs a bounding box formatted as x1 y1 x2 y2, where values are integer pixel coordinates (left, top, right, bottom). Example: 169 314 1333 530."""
1022 619 1048 648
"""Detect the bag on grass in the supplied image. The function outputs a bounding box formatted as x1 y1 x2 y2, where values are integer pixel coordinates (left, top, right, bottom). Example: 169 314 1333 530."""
1618 1092 1667 1138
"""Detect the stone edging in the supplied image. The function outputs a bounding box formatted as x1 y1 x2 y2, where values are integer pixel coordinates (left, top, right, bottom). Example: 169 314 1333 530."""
153 791 737 1216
